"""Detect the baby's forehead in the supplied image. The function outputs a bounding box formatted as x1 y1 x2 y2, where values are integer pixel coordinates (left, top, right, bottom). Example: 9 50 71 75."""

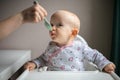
51 11 78 23
51 12 74 24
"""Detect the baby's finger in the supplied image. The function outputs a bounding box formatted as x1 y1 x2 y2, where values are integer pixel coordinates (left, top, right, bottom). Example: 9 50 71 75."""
108 67 115 73
112 64 116 69
29 66 34 71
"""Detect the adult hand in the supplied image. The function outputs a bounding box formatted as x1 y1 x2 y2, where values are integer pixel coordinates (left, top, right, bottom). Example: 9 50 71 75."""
22 2 47 23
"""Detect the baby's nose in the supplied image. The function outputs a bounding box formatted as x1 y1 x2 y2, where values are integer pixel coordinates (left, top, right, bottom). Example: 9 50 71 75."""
52 26 57 30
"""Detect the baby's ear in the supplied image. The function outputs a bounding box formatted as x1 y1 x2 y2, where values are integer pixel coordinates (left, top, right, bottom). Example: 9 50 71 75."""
71 27 79 36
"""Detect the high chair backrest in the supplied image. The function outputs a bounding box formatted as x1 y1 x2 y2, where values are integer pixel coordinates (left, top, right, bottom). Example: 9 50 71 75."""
75 35 88 45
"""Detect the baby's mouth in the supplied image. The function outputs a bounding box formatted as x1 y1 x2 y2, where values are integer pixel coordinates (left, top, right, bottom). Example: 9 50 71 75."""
50 32 56 39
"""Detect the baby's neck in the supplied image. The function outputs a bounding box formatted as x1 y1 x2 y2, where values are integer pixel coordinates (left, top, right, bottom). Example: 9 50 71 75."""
57 42 72 47
56 37 74 47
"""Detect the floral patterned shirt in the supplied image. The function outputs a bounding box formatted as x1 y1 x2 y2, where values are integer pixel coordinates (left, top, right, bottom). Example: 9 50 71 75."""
33 40 111 71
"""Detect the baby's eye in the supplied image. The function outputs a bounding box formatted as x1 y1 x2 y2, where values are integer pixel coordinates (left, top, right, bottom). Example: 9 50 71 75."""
51 23 53 26
57 24 63 27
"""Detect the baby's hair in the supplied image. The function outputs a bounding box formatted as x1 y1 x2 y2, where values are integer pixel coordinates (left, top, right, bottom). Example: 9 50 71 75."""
72 13 80 30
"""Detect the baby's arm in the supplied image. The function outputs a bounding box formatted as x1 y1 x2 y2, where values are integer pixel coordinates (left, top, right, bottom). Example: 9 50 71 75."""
24 54 46 71
32 56 46 68
83 44 115 72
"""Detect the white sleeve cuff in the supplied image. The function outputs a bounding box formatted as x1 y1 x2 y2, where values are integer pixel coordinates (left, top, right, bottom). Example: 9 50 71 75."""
32 59 41 68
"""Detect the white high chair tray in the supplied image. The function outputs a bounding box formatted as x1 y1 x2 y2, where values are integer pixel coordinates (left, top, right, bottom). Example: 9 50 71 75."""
17 70 117 80
0 50 31 80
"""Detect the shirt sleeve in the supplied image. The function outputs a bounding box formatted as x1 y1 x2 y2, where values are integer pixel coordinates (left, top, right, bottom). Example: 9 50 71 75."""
82 44 112 71
32 54 46 68
32 42 52 68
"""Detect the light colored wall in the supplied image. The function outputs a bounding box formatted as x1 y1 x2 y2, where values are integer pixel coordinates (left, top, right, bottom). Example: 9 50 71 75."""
0 0 114 59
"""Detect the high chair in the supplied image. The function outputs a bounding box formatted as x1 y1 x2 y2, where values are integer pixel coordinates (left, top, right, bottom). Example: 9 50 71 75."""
16 35 120 80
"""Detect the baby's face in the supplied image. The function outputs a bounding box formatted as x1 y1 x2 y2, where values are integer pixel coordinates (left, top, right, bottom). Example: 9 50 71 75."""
49 11 74 46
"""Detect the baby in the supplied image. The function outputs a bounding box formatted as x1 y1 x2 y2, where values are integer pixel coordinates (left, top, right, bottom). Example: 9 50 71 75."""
24 10 115 73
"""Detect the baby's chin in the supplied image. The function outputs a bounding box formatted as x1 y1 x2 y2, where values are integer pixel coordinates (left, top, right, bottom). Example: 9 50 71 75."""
51 39 60 43
51 39 67 47
51 39 59 44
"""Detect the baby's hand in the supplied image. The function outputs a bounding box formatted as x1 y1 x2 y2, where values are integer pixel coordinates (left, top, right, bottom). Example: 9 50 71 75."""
24 61 36 71
103 63 116 73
